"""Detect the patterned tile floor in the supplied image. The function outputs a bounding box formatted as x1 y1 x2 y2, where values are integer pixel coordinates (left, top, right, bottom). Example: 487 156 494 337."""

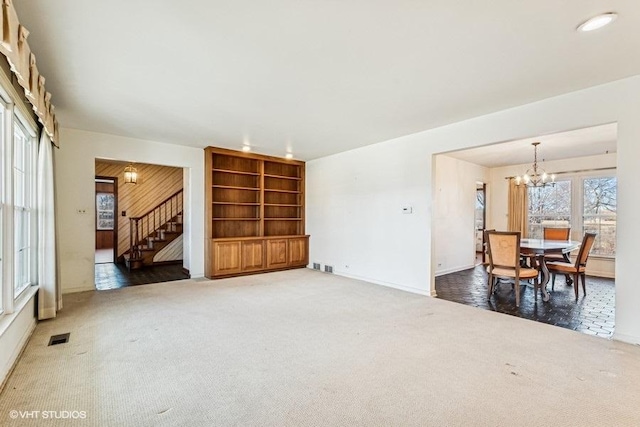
435 265 615 339
95 263 190 290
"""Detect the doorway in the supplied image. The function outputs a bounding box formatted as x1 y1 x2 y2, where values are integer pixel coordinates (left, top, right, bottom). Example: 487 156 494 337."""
95 177 117 264
475 182 486 265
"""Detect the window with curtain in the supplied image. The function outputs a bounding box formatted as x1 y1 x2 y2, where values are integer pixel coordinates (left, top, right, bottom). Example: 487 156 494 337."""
526 174 616 257
13 118 36 298
0 77 39 322
527 180 572 239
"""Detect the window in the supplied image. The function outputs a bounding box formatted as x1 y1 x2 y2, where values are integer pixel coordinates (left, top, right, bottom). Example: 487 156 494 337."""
0 80 39 321
526 174 617 257
96 193 115 230
13 119 36 297
528 180 571 239
583 176 616 256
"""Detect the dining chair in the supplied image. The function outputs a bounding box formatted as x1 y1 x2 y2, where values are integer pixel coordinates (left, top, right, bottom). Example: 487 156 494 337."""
543 227 572 262
547 232 597 299
543 227 571 241
486 231 540 307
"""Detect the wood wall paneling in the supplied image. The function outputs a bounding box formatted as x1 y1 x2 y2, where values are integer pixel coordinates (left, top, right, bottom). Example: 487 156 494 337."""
95 161 184 258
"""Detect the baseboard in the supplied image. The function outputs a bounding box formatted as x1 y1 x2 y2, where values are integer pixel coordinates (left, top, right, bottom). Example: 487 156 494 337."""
333 271 430 296
62 285 96 294
181 267 190 277
150 260 183 266
612 331 640 345
435 264 476 277
586 270 615 279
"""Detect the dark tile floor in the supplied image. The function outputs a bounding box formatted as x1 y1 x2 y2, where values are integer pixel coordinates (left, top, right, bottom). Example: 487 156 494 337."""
435 265 615 339
95 263 190 290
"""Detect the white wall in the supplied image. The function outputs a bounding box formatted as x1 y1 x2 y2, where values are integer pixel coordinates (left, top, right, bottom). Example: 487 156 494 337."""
488 152 616 278
306 142 432 295
56 128 205 293
434 155 489 276
0 293 36 389
306 75 640 344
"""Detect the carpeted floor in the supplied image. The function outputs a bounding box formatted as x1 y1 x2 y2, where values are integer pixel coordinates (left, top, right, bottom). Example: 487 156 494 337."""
1 269 639 426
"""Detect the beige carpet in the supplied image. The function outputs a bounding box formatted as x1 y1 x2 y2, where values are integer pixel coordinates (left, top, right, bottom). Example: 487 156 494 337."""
1 269 639 426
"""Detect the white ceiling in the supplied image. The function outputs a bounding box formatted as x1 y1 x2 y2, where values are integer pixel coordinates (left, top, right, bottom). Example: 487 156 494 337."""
14 1 640 160
445 123 617 167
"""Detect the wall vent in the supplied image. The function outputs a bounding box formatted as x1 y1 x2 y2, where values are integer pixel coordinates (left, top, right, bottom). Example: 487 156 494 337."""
48 333 70 346
313 263 321 270
324 265 333 273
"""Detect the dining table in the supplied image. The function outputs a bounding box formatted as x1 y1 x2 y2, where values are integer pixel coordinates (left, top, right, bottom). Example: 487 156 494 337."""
520 238 582 302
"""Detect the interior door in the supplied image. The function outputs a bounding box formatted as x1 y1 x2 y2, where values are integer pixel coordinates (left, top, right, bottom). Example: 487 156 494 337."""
95 177 117 263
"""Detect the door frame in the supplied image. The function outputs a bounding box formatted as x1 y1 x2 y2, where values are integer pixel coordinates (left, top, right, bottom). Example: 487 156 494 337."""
476 183 487 263
95 175 118 263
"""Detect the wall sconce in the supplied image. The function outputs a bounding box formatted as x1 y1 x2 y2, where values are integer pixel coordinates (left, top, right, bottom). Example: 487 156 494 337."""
124 164 138 184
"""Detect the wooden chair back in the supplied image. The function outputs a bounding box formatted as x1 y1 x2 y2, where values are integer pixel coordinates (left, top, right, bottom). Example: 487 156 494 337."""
544 227 571 241
575 233 597 268
486 231 520 269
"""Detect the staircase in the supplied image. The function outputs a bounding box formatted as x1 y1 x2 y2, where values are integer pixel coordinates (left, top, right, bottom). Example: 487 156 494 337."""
125 189 183 270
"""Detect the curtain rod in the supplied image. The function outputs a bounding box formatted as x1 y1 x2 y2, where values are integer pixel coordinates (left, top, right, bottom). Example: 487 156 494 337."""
505 166 616 180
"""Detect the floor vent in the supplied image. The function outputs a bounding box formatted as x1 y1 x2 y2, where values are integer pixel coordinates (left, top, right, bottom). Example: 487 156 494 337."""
313 263 321 270
48 333 70 346
324 265 334 273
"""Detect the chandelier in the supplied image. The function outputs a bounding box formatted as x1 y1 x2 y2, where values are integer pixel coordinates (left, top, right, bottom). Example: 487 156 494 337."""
515 142 555 187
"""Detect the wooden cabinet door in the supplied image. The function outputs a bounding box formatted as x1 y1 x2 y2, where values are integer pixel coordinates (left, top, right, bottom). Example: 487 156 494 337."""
266 239 288 269
242 241 265 271
213 241 242 276
288 237 308 266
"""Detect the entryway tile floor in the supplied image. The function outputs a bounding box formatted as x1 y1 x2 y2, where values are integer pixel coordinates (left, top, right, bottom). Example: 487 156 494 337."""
95 263 190 291
435 265 615 339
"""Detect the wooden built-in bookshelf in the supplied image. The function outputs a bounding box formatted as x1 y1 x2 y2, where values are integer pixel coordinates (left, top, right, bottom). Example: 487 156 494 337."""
204 147 308 278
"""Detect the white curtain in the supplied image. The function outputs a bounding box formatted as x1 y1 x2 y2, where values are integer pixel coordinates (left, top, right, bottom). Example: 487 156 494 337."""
37 132 59 319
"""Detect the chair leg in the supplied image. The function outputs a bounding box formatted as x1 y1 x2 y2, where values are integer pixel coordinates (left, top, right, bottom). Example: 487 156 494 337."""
573 273 579 299
515 277 520 307
487 273 494 300
581 273 586 295
533 278 538 301
551 273 556 291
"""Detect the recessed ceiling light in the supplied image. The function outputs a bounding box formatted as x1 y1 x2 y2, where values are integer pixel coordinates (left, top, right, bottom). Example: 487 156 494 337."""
285 153 294 159
242 145 251 152
577 12 617 32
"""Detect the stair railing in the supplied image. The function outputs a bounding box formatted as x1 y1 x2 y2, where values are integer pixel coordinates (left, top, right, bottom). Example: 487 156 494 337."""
129 189 183 259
